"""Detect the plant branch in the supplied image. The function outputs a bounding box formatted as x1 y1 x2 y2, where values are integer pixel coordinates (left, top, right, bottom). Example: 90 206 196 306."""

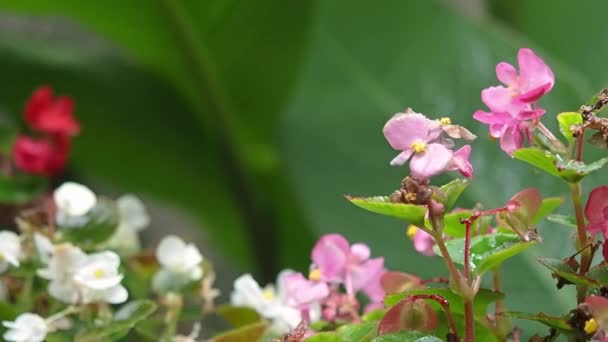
408 294 460 341
570 182 591 304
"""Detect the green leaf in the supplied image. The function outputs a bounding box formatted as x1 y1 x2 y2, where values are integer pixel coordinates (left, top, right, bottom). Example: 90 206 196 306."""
384 287 503 317
435 178 470 210
499 312 573 333
513 148 608 183
56 197 119 249
536 257 597 288
557 112 583 143
372 331 442 342
79 300 157 340
532 197 564 224
439 233 537 275
305 332 341 342
212 321 269 342
216 305 261 328
362 309 387 322
0 174 47 204
337 321 378 341
427 210 471 238
347 196 427 226
547 214 577 228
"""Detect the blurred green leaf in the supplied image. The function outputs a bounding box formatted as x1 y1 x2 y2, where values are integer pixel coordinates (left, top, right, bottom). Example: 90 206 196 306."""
216 305 261 328
537 257 608 288
499 312 573 333
347 196 427 226
513 148 608 183
0 173 47 204
211 321 269 342
306 332 341 342
372 332 442 342
384 287 503 317
79 300 157 341
436 178 470 210
532 197 564 224
547 214 577 228
557 112 582 143
437 210 471 238
56 197 119 249
337 321 378 341
439 233 537 276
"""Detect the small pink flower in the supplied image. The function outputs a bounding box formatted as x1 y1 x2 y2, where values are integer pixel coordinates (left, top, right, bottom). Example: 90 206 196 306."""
585 186 608 237
281 272 329 310
311 234 384 295
383 110 453 179
494 48 554 103
407 226 435 256
448 145 473 178
363 269 385 309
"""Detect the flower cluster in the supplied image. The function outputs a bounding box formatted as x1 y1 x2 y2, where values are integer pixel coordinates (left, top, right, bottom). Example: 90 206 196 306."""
230 233 386 336
383 108 475 180
13 86 80 176
473 48 554 155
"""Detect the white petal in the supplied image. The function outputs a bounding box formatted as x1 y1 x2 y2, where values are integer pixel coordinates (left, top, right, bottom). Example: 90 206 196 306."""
34 234 53 264
156 235 187 269
54 182 97 216
104 285 128 304
117 194 150 232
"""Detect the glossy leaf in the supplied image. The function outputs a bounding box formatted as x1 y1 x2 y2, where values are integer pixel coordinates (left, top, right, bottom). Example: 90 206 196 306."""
431 210 471 238
557 112 583 143
372 332 442 342
384 287 503 317
306 333 341 342
547 214 577 228
0 173 47 204
216 305 261 328
499 312 573 333
56 197 119 249
435 178 470 210
532 197 564 224
347 196 427 226
337 321 378 341
212 321 269 342
513 148 608 183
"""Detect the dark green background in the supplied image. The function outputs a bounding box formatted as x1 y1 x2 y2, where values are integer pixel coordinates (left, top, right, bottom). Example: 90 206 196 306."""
0 0 605 337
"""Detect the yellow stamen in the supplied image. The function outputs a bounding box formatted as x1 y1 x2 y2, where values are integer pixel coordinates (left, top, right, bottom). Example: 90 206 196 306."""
94 269 105 279
584 318 598 335
404 192 417 202
407 225 418 240
262 288 274 301
439 117 452 126
410 141 427 153
309 268 322 281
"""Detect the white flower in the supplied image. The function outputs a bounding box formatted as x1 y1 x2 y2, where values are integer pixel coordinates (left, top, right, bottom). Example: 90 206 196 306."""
3 313 47 342
38 243 127 304
0 231 21 273
104 194 150 254
33 234 53 264
54 182 97 227
156 235 203 278
73 251 128 304
230 273 302 334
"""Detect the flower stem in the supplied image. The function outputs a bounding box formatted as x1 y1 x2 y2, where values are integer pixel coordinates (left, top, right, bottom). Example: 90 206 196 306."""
570 182 591 304
464 221 472 281
409 294 460 341
464 299 475 342
161 293 183 342
433 234 464 292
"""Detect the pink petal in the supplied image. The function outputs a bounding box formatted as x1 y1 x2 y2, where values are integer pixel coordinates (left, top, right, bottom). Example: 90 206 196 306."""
383 113 437 150
350 243 371 261
311 234 350 282
363 269 386 303
448 145 474 179
514 108 546 121
349 257 384 293
499 125 523 156
586 295 608 329
481 86 516 113
585 186 608 233
496 62 518 87
517 48 554 100
409 143 453 179
413 229 436 256
390 149 413 166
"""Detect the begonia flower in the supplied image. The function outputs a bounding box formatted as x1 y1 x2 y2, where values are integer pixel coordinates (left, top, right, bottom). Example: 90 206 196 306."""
3 313 47 342
12 134 70 176
53 182 97 227
406 226 435 257
104 194 150 254
152 235 203 292
281 272 329 310
73 251 128 304
447 145 474 178
586 186 608 237
25 86 79 136
311 234 384 295
0 231 21 273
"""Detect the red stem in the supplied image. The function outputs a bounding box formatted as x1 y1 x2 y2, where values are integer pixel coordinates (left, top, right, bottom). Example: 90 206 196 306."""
464 221 472 280
576 128 585 161
409 294 460 341
464 300 475 342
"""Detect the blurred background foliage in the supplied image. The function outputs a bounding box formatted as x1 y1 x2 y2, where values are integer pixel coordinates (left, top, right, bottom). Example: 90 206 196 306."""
0 0 605 337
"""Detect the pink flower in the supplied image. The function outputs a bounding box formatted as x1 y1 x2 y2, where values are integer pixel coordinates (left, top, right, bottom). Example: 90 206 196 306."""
25 86 80 136
407 226 435 256
585 186 608 237
383 111 453 179
494 48 554 103
311 234 384 295
473 111 524 155
281 272 329 310
448 145 473 178
362 269 385 311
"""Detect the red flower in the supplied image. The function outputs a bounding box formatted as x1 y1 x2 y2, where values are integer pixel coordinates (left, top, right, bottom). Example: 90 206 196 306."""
12 134 70 176
25 86 79 136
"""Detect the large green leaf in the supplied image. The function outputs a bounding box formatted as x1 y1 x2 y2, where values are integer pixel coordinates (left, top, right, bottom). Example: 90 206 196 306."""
513 148 608 183
0 0 317 272
279 1 586 337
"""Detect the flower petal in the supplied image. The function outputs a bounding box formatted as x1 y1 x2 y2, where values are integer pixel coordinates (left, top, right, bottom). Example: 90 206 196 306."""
585 186 608 233
311 234 350 282
389 149 413 166
383 112 438 150
496 62 518 87
517 48 554 100
499 125 523 156
448 145 474 179
409 143 453 179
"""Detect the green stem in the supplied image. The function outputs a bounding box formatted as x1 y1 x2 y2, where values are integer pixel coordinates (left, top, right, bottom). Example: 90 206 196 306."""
570 182 591 304
161 293 183 342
